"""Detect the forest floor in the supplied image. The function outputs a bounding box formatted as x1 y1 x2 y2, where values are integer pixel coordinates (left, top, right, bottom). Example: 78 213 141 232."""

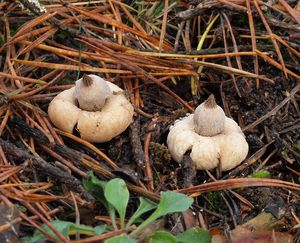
0 0 299 242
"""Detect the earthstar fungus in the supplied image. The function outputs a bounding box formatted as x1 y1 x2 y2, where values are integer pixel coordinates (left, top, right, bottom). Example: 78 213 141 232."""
167 95 249 171
48 74 134 143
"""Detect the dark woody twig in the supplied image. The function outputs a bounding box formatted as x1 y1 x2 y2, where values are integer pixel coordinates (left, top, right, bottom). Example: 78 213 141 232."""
0 137 94 201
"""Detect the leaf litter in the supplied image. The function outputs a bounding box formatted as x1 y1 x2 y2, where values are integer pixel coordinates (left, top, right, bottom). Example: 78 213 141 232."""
0 0 299 242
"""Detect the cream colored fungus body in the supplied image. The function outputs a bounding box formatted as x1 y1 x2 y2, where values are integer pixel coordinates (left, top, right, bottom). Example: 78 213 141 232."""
167 95 248 171
48 75 134 143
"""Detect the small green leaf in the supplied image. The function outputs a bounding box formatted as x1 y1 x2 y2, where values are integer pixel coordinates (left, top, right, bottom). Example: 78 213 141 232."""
83 171 107 200
177 227 211 243
94 225 107 235
32 84 42 89
131 191 193 236
17 205 27 212
22 220 106 243
83 171 109 207
250 170 270 178
104 178 129 229
83 172 117 228
148 231 178 243
67 223 106 236
293 140 300 152
155 191 193 216
104 234 136 243
127 197 157 227
57 31 69 39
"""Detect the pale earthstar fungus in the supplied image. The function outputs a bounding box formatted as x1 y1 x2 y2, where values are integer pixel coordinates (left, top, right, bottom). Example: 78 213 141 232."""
167 95 249 171
48 74 134 143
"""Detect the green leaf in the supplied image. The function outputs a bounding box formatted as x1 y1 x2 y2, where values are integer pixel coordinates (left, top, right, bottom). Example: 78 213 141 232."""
155 191 193 216
104 234 136 243
22 220 106 243
293 140 300 152
250 170 270 178
176 227 211 243
94 225 107 235
57 31 69 40
17 205 27 213
126 197 157 227
83 171 107 201
83 172 117 229
104 178 129 229
131 191 193 236
148 231 178 243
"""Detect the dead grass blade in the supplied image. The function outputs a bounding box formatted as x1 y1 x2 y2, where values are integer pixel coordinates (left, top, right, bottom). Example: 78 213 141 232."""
190 60 275 83
8 26 53 45
20 40 114 63
8 71 64 100
255 49 300 80
253 0 287 77
129 50 260 59
0 182 50 190
246 0 260 88
16 28 58 57
272 34 300 59
55 129 118 169
277 0 300 25
178 178 300 194
0 166 22 183
119 3 146 34
0 108 11 137
159 0 169 51
78 37 194 111
12 12 57 40
217 0 246 12
4 189 65 203
12 59 132 74
220 14 241 97
68 5 172 50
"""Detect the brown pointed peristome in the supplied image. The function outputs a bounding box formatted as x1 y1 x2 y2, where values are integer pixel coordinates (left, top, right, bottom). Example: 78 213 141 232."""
204 94 217 108
74 74 112 111
82 74 93 87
